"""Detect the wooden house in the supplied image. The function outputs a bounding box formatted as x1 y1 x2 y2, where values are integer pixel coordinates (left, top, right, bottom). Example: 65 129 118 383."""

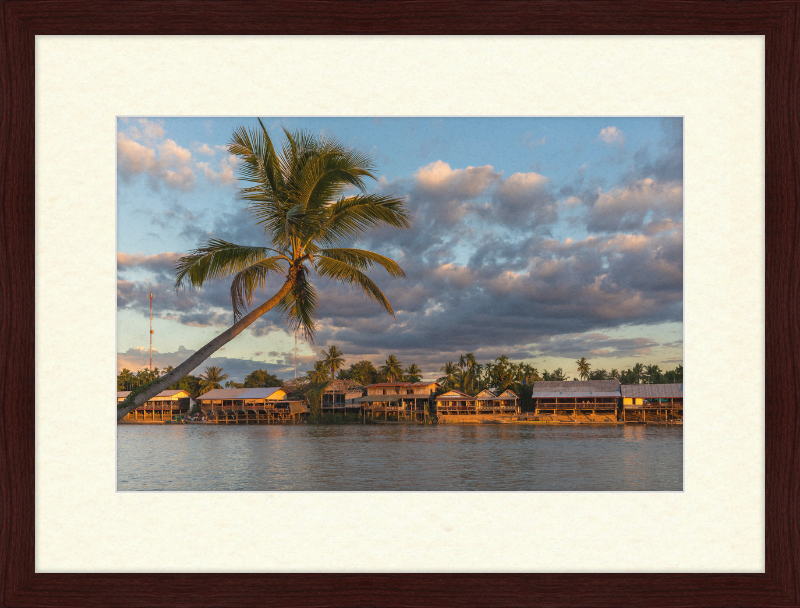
435 389 476 416
532 380 620 421
495 389 520 414
357 381 439 421
620 383 683 423
321 379 364 413
117 389 192 423
197 387 308 424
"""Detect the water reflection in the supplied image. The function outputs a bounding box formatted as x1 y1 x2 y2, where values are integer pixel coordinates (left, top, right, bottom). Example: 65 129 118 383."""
117 424 683 491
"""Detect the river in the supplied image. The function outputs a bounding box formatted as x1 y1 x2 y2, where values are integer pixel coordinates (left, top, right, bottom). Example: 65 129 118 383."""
117 423 682 491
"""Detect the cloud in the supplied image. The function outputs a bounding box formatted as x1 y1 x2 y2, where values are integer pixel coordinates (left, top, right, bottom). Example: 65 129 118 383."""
519 131 546 149
598 126 625 145
414 160 500 200
117 132 195 191
117 130 683 380
586 178 682 233
531 333 660 359
126 118 165 145
194 143 216 156
196 154 238 186
116 345 291 382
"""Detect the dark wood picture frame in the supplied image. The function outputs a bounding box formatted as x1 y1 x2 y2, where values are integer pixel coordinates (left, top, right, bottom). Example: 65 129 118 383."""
1 1 797 606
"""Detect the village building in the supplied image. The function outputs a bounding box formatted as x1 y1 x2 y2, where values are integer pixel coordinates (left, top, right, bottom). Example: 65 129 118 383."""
357 381 439 422
197 387 308 424
117 389 192 423
620 383 683 423
436 389 478 416
531 380 620 422
321 379 365 414
436 388 520 419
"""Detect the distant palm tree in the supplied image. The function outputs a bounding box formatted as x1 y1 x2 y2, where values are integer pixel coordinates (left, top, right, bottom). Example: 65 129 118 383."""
438 361 458 389
199 366 229 394
321 345 345 378
610 368 620 379
306 360 330 384
631 362 645 384
575 357 591 380
380 355 404 382
404 364 422 382
117 122 410 420
644 364 662 384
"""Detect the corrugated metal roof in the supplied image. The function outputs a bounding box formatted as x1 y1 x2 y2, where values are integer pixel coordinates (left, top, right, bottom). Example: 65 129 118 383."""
238 387 284 399
405 381 440 387
198 388 249 400
498 389 519 399
475 390 497 401
621 384 683 398
117 390 188 399
534 391 621 398
533 380 621 393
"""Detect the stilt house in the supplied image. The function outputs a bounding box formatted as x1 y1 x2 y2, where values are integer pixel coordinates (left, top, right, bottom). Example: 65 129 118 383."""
532 380 620 419
117 389 192 423
620 383 683 422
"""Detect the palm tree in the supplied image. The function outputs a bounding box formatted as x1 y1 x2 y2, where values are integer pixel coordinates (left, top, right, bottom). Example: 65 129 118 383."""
610 368 620 380
404 363 422 383
379 355 404 382
117 123 410 419
644 364 662 384
321 345 345 378
306 360 330 384
575 357 591 380
631 362 645 384
199 366 228 395
437 361 458 389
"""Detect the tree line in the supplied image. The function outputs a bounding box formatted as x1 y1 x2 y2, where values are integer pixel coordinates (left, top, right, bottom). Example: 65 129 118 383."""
118 348 682 407
117 365 281 398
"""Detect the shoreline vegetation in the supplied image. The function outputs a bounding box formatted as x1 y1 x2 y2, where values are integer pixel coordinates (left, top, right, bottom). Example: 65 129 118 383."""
118 353 683 422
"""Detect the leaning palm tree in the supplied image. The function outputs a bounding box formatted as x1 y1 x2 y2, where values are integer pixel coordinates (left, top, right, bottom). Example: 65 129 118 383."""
199 366 228 395
575 357 591 381
321 345 345 378
117 122 410 420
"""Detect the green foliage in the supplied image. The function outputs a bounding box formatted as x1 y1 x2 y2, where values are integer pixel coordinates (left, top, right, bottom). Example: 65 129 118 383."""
243 368 281 388
116 378 161 410
379 354 403 382
199 366 229 394
321 345 345 378
339 360 378 385
174 123 411 343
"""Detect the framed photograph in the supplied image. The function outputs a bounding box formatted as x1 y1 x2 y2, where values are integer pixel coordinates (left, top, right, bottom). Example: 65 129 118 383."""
2 1 796 606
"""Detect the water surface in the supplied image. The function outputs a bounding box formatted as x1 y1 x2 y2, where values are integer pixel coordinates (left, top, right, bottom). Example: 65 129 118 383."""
117 423 682 491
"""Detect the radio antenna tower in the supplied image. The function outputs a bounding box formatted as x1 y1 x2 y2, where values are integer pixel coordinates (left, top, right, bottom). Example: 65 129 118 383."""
149 292 154 371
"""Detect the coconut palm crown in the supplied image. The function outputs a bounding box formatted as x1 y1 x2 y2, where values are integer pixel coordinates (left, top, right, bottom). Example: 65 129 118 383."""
117 121 411 420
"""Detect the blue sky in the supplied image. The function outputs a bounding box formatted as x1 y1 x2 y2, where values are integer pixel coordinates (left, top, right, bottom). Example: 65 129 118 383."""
117 117 683 382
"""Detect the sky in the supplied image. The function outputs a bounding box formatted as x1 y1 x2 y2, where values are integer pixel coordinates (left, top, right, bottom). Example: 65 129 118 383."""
116 117 683 382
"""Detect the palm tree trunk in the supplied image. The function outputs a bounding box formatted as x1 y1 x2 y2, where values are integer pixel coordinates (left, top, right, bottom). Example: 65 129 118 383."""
117 280 293 420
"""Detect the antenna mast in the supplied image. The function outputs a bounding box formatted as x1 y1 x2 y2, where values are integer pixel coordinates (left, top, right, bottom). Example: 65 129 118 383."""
149 292 154 371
